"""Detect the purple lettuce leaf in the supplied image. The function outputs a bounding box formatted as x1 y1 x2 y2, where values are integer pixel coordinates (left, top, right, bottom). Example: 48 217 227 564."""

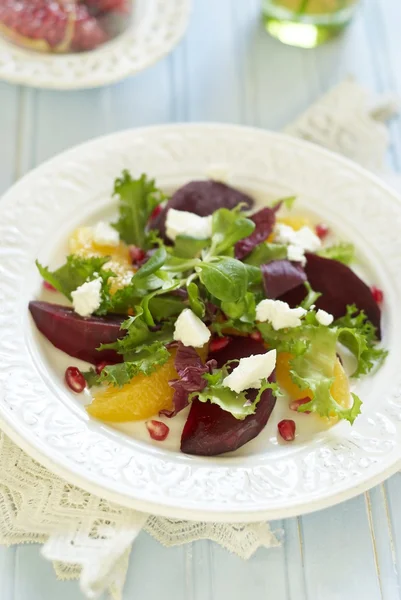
149 180 254 240
261 259 306 299
160 343 217 418
235 207 276 259
280 253 382 336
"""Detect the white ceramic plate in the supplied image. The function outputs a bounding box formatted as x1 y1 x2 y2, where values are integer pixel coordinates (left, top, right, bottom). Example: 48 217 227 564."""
0 0 190 90
1 123 400 522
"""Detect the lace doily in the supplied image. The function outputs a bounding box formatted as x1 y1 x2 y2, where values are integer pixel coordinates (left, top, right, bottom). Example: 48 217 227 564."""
0 80 398 599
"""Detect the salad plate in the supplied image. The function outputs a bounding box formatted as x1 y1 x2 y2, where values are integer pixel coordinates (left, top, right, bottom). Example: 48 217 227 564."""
1 123 400 522
0 0 190 90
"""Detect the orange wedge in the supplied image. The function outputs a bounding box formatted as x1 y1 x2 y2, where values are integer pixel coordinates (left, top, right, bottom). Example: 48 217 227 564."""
69 226 135 293
87 345 209 423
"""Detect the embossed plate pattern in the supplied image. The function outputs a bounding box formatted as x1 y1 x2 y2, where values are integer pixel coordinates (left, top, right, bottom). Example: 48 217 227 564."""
0 124 400 522
0 0 191 90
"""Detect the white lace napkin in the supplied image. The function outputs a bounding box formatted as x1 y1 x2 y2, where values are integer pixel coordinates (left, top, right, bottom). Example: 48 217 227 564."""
0 80 398 600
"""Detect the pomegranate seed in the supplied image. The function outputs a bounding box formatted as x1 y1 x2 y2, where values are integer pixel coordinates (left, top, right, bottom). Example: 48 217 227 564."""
371 285 383 304
146 420 170 441
209 336 231 353
65 367 86 394
129 245 146 264
95 361 109 375
278 419 296 441
290 397 311 414
43 281 57 292
315 223 330 240
250 331 263 342
149 204 163 221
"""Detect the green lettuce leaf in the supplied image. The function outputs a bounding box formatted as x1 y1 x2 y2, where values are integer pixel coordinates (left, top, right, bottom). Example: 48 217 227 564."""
271 195 297 210
36 255 112 299
318 242 355 265
211 207 255 255
112 171 165 249
335 305 387 377
259 316 364 424
36 255 116 316
99 342 170 387
195 369 279 419
288 325 361 424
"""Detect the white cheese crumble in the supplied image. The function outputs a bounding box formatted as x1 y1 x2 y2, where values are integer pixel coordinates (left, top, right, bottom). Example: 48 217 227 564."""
92 221 120 247
223 350 277 394
316 308 334 326
287 243 306 265
256 299 306 330
71 278 102 317
173 308 211 347
275 224 321 264
206 163 229 183
166 209 213 241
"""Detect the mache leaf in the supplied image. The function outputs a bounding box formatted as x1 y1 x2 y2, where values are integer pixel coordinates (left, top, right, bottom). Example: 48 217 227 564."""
198 257 248 302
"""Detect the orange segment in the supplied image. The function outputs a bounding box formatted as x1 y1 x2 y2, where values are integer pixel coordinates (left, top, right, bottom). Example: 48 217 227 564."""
87 354 178 422
277 216 312 231
276 352 350 410
87 346 209 423
69 226 135 292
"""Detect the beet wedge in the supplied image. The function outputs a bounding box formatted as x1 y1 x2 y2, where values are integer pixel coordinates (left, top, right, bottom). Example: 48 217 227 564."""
29 301 124 364
181 337 276 456
150 180 254 240
280 253 382 337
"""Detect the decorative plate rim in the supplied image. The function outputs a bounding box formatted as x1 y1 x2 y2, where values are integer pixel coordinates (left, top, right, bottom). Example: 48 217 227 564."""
0 0 191 90
1 123 401 522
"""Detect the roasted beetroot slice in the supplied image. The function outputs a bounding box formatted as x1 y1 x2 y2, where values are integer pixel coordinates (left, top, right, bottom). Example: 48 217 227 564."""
181 379 276 456
280 253 382 336
261 259 306 299
150 180 254 240
208 335 267 367
181 336 276 456
29 301 124 364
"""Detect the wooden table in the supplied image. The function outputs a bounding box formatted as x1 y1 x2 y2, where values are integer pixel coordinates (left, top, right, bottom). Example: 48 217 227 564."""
1 1 400 598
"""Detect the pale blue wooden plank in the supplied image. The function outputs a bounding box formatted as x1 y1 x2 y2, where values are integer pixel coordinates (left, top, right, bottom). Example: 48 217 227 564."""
283 518 307 600
183 0 242 123
0 83 19 193
300 495 382 600
384 475 401 593
207 529 288 600
0 547 16 600
14 545 90 600
100 58 174 131
124 533 187 600
362 0 401 170
367 486 400 600
34 88 112 164
241 1 321 130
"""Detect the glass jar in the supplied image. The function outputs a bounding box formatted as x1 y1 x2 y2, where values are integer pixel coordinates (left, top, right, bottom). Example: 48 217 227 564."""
0 0 132 54
262 0 360 48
